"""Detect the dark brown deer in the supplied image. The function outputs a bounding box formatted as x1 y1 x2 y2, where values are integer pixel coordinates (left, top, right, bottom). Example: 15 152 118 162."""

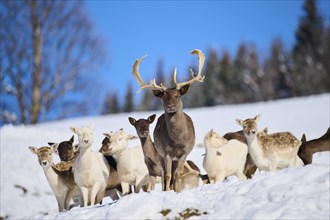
298 127 330 165
128 114 165 191
132 49 205 192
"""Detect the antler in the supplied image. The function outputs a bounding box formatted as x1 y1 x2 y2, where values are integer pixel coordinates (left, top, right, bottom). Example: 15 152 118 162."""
174 49 205 89
132 55 167 93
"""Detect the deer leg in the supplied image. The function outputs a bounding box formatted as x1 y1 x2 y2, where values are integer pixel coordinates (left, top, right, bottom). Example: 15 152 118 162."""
215 172 225 183
64 188 74 210
80 186 89 207
149 176 156 191
56 195 64 212
121 182 130 195
164 154 172 191
269 160 278 171
90 182 101 206
175 156 186 193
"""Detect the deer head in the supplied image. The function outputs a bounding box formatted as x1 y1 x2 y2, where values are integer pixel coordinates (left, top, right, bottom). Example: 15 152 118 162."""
132 49 205 114
236 114 261 137
48 136 75 161
128 114 156 138
204 129 228 149
70 125 94 148
101 129 138 156
29 146 57 167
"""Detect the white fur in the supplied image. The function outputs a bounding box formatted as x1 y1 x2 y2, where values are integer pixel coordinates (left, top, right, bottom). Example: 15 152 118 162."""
70 125 110 207
29 146 81 212
203 130 247 184
236 115 303 172
103 129 149 195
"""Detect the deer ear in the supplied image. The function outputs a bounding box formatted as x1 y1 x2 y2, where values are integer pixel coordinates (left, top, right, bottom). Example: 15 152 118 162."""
50 143 59 154
152 90 163 98
148 114 156 124
301 134 307 142
263 127 268 134
28 146 38 154
70 127 78 134
69 135 74 143
128 117 136 125
254 114 261 121
103 133 111 139
179 84 190 96
128 135 138 140
48 142 55 146
236 119 243 126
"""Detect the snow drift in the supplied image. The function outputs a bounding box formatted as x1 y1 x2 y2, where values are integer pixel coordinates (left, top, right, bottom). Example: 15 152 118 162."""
1 94 329 219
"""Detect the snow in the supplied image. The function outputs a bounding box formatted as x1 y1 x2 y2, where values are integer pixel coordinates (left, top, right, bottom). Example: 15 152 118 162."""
1 94 329 219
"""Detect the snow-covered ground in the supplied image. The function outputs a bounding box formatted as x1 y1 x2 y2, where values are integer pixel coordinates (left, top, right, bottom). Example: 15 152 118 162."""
1 94 329 219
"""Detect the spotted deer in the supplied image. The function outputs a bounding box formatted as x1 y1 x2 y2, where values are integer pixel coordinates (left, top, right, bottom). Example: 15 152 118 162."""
132 49 205 192
223 127 268 178
29 145 81 212
236 115 302 171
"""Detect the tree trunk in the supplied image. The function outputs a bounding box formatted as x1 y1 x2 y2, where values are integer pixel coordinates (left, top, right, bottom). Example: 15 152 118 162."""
30 0 42 124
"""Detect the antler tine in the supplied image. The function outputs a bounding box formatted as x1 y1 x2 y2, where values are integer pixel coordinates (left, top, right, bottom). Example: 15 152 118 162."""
174 49 206 89
132 55 167 93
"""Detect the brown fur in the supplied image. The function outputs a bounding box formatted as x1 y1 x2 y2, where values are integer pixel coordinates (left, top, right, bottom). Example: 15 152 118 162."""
129 114 165 191
153 86 196 192
298 127 330 165
258 132 300 153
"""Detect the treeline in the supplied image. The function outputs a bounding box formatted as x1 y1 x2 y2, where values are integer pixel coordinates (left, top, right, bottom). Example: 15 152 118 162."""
102 0 329 114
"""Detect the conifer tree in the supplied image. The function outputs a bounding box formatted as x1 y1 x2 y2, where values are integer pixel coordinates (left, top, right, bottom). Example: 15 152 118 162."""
123 83 134 112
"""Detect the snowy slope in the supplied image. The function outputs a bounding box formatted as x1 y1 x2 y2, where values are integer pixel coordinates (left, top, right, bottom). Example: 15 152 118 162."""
1 94 329 219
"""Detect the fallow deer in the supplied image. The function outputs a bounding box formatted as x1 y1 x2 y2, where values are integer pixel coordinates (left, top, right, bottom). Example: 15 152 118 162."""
236 115 302 171
203 129 247 183
100 129 150 195
223 128 268 178
70 125 110 206
129 114 165 191
298 127 330 165
132 49 206 192
29 145 81 212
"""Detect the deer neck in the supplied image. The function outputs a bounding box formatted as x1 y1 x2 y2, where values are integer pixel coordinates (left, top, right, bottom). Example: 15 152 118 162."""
140 135 157 155
76 146 92 169
165 109 187 138
245 134 266 167
42 164 60 192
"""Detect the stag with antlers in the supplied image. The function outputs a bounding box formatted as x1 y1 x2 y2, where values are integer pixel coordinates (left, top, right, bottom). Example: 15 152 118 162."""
132 49 205 192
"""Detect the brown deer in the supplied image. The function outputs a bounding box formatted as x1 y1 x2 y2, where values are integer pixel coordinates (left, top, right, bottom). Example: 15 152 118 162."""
298 127 330 165
129 114 165 191
132 49 205 192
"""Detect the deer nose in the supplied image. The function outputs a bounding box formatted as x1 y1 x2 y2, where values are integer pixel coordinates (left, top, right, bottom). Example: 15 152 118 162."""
166 105 176 112
251 130 256 134
83 139 89 144
42 161 47 166
143 131 149 136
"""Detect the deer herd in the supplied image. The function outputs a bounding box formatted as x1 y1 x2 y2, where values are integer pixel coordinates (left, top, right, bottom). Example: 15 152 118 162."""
28 49 330 212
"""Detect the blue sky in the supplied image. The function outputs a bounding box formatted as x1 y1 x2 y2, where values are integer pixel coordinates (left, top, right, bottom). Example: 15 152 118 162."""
86 0 330 107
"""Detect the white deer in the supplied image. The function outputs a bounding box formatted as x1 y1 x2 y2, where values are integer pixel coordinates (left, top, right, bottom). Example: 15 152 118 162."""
203 129 247 183
100 129 150 195
70 125 110 206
